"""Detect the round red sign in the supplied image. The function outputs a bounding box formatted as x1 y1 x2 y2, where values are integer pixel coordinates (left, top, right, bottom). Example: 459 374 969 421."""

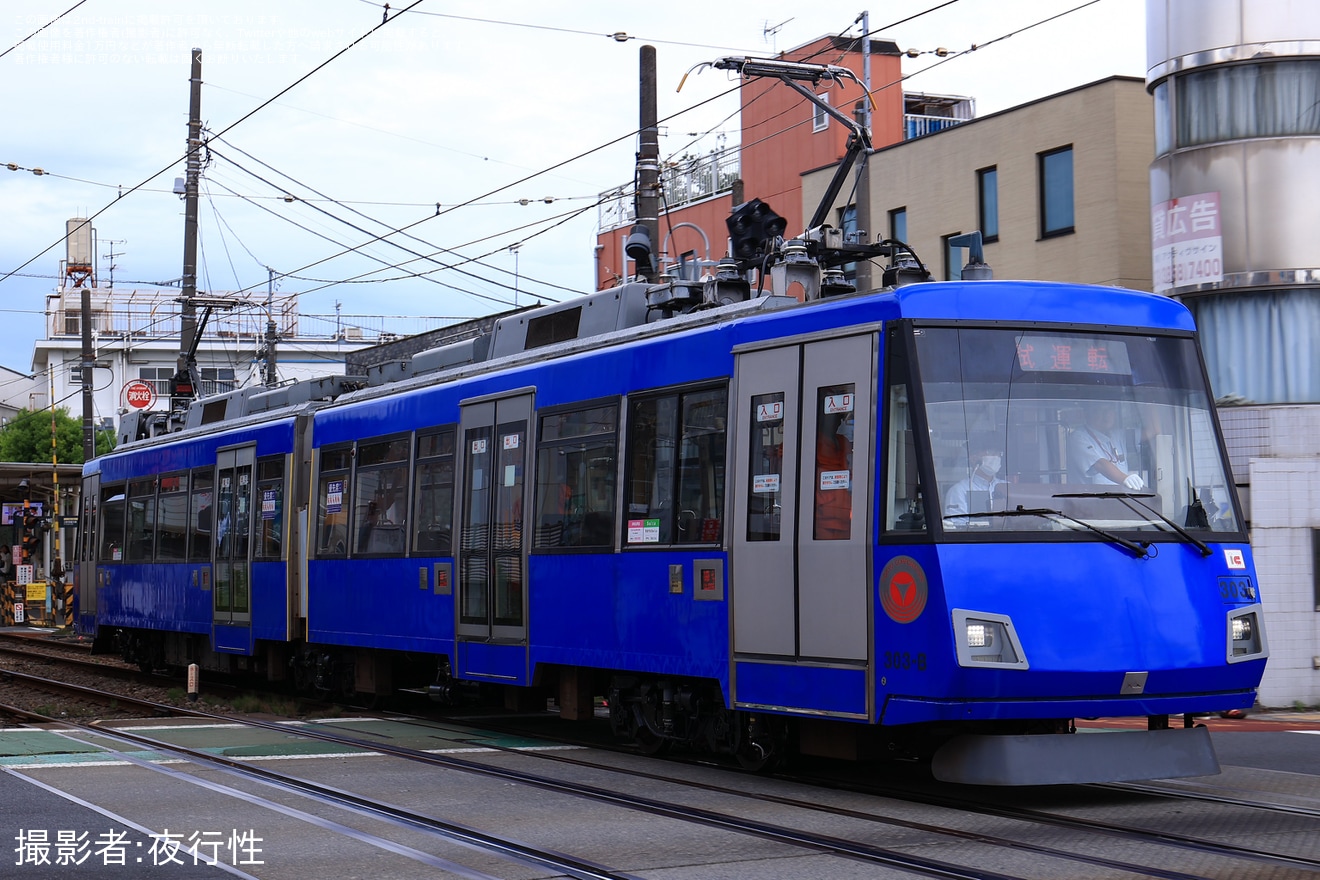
124 381 156 409
878 555 929 624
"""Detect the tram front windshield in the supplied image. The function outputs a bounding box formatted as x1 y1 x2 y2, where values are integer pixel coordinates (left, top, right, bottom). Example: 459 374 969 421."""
910 326 1240 537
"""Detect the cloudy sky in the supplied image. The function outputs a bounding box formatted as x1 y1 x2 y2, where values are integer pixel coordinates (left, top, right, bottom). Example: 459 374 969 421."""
0 0 1147 374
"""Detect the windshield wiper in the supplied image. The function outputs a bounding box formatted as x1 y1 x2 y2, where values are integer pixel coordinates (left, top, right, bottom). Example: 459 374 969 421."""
942 506 1150 558
1053 491 1212 557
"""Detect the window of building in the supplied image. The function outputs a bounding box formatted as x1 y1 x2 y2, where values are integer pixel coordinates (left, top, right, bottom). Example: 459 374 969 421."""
1176 59 1320 148
254 456 285 560
889 207 908 243
189 468 213 561
200 367 237 396
156 472 189 561
534 402 619 549
942 232 963 281
624 385 727 546
353 435 410 556
139 366 173 396
813 91 830 132
977 166 999 242
316 445 352 557
1039 146 1074 238
412 427 456 556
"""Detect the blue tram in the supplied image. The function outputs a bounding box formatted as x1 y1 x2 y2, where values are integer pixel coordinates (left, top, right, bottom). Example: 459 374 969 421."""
75 263 1268 785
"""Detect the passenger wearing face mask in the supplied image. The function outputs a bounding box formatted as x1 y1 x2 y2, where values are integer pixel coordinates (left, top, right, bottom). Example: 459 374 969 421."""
944 435 1008 524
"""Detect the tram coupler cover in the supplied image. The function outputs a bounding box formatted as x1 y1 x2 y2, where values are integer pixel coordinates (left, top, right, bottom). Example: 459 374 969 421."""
931 726 1220 785
187 663 199 702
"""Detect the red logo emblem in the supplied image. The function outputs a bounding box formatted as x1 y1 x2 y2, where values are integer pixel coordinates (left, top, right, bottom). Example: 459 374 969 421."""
879 556 928 624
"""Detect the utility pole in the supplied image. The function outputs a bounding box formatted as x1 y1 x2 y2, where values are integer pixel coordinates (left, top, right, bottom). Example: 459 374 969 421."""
176 48 203 389
854 12 874 293
635 45 660 283
264 266 278 386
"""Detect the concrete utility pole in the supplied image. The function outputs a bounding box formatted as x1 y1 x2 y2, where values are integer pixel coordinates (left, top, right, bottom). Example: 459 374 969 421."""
854 12 874 293
264 267 278 386
177 48 203 377
636 45 660 283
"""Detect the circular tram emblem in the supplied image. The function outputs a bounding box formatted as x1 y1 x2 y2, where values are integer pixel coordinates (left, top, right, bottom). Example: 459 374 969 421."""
879 555 928 624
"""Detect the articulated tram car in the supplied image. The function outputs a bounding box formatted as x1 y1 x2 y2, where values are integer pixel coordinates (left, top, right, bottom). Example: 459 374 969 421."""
77 273 1268 785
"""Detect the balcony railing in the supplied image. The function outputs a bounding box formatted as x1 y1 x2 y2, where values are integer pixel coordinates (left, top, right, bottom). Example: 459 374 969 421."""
904 113 969 140
600 146 740 232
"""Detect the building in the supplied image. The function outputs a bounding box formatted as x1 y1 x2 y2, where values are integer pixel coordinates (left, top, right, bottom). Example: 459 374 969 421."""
804 76 1155 291
1147 0 1320 707
31 282 456 440
594 34 974 289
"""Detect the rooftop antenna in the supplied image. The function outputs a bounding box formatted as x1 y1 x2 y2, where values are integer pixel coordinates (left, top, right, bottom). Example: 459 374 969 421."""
763 17 793 52
102 239 125 289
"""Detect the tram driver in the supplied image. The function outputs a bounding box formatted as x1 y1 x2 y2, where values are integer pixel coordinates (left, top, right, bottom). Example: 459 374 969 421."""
1068 402 1145 491
944 434 1007 525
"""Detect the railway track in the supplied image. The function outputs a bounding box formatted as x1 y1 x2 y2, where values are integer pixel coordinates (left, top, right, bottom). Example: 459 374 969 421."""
8 687 1317 879
3 639 1314 877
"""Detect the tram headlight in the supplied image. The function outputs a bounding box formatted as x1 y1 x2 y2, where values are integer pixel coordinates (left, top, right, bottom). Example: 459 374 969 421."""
1226 607 1267 663
952 610 1029 669
966 622 993 648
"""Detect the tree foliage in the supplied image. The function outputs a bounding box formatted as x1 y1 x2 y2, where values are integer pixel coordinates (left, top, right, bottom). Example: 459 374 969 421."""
0 407 114 464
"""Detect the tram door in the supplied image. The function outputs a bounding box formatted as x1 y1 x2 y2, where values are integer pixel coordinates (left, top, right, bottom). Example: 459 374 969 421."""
79 473 99 627
455 393 533 683
212 446 255 636
732 334 873 663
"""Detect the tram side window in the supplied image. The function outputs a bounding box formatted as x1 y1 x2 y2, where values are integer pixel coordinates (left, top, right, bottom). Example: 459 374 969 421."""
533 402 618 549
100 484 126 562
126 478 157 561
316 445 352 558
255 456 285 560
353 436 410 556
412 427 455 556
156 472 189 561
189 469 213 561
625 385 727 546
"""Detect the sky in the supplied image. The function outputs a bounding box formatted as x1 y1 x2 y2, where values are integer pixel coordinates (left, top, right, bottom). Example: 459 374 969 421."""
0 0 1148 374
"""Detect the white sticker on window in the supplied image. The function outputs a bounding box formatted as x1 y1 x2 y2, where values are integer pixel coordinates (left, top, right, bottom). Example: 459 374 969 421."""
504 464 516 487
753 474 781 493
823 393 854 414
472 438 488 455
819 470 851 491
503 434 520 450
756 400 784 422
628 518 661 543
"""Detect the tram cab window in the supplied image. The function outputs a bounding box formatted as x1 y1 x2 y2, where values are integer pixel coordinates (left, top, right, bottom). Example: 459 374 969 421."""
625 386 727 546
316 445 352 557
126 478 157 562
533 403 618 550
189 469 213 561
911 326 1242 537
883 337 927 533
100 484 126 562
156 473 189 561
255 456 285 560
353 436 409 556
412 427 455 556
